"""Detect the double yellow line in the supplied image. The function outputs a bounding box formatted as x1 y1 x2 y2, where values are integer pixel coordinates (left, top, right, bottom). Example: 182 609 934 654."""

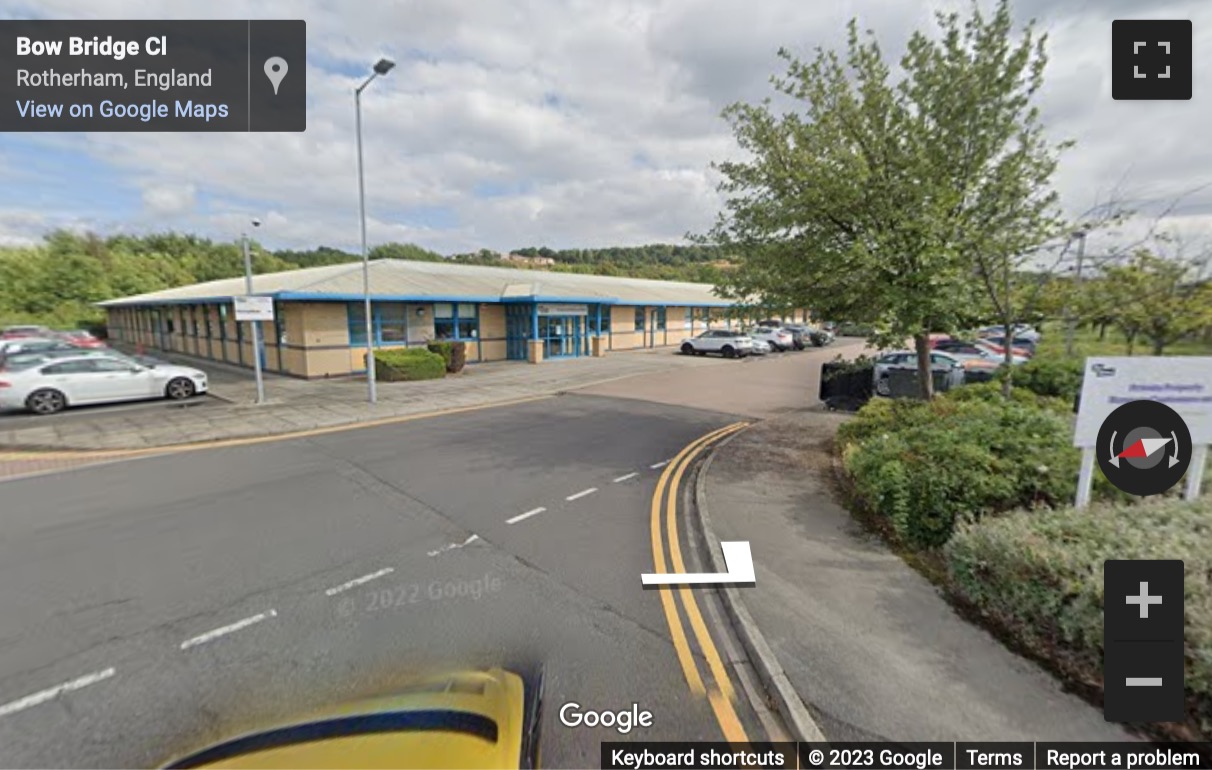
649 421 751 742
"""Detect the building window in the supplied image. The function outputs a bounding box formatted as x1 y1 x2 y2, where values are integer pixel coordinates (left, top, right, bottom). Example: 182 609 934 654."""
595 305 611 334
378 302 407 344
205 306 214 339
348 302 369 345
635 307 645 332
275 303 287 345
685 308 694 328
166 317 175 334
218 305 227 340
656 307 666 330
434 302 479 341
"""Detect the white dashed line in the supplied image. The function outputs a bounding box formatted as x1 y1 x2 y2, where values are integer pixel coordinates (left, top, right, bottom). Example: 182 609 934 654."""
0 668 116 718
613 472 639 483
566 487 598 501
427 534 480 557
507 507 546 524
325 567 394 596
650 460 670 469
180 610 277 650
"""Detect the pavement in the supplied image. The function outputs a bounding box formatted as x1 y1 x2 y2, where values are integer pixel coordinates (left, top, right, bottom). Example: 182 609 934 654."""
699 411 1134 742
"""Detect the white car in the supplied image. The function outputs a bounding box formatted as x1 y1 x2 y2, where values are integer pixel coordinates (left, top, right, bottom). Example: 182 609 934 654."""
0 354 208 415
747 338 771 355
747 327 794 351
0 336 80 356
679 329 756 358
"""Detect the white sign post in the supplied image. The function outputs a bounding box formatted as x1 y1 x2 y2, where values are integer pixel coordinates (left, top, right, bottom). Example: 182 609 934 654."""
233 296 274 404
1073 356 1212 507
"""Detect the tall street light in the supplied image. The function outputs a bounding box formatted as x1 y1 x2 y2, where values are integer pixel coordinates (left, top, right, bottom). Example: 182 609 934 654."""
355 57 395 405
242 218 266 404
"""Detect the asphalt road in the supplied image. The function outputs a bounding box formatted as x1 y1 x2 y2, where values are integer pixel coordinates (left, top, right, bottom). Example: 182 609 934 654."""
0 393 768 768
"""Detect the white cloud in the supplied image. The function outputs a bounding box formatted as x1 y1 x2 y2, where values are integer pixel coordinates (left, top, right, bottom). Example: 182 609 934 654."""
1 0 1209 257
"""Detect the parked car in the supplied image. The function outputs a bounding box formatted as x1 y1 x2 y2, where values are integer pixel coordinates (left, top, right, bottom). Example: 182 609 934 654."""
873 350 966 396
806 326 834 346
747 338 772 355
977 324 1040 343
780 324 810 350
970 340 1031 364
0 324 51 339
0 354 208 415
0 337 80 357
821 321 838 333
0 347 129 371
756 319 783 328
748 326 794 352
982 335 1037 356
679 329 755 358
52 329 107 348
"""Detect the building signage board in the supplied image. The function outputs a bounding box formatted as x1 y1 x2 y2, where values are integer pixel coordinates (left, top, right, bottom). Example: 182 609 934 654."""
1073 356 1212 448
233 295 275 322
537 303 589 316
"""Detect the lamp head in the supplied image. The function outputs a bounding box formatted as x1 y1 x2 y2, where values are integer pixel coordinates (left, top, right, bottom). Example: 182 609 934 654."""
373 58 395 75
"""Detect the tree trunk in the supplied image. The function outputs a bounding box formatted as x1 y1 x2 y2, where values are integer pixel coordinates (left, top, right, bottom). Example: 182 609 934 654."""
1126 332 1136 355
1152 338 1166 356
1099 321 1107 340
913 332 934 400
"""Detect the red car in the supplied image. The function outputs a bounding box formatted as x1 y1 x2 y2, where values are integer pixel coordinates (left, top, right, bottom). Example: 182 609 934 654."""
1 325 51 340
53 329 107 348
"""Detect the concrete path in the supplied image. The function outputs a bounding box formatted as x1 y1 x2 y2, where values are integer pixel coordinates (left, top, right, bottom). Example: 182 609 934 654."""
700 411 1134 741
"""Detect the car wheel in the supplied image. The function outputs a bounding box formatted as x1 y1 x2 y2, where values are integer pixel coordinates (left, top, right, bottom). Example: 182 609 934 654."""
875 376 891 396
26 388 67 415
721 345 736 359
166 377 196 400
680 343 695 355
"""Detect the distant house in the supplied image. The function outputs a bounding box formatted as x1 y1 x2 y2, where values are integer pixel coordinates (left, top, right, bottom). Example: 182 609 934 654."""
502 253 556 267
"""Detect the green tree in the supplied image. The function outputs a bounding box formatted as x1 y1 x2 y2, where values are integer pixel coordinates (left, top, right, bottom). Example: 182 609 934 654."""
368 242 445 262
1100 251 1212 355
704 0 1065 398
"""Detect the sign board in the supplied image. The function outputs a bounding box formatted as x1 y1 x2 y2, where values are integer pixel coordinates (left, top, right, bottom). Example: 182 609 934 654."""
233 296 275 322
1074 356 1212 448
537 303 589 316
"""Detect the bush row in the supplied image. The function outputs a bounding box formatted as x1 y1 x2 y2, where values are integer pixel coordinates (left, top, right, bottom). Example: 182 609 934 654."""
373 347 446 381
837 391 1081 548
944 497 1212 736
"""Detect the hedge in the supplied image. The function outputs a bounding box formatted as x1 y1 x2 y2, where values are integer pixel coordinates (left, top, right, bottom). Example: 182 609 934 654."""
372 348 446 381
837 392 1082 549
1004 352 1084 402
426 340 467 373
944 497 1212 737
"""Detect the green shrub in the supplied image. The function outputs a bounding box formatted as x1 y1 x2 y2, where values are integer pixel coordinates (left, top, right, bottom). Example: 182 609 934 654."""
426 340 468 373
1006 353 1084 402
840 396 1081 549
372 347 445 381
944 497 1212 736
945 380 1071 414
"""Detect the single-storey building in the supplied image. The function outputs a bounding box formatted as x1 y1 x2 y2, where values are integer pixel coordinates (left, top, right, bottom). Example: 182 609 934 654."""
99 258 810 378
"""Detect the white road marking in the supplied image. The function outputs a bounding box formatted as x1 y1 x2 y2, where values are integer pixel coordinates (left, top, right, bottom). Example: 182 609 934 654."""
427 534 480 557
565 487 598 501
507 507 546 524
613 472 639 483
180 610 277 650
0 668 116 718
325 567 394 596
650 460 670 469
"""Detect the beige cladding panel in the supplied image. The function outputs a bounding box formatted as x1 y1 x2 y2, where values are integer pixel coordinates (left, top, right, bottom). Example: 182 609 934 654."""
612 305 636 332
302 303 349 347
479 304 505 338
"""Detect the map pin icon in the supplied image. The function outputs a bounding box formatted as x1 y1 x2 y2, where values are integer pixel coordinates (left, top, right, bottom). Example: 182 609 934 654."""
264 57 288 95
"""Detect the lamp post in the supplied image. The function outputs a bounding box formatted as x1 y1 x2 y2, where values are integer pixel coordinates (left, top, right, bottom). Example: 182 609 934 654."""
1064 228 1088 357
242 218 266 404
355 57 395 405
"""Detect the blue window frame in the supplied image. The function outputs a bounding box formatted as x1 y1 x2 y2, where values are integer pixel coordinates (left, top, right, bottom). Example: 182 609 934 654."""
594 304 611 334
656 307 666 330
377 302 408 345
348 302 368 345
434 302 479 341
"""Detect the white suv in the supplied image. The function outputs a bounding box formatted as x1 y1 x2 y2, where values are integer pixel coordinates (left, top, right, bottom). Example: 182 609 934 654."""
679 329 755 358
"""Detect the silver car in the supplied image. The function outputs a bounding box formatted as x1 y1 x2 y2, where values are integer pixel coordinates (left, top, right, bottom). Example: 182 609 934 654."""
679 329 756 358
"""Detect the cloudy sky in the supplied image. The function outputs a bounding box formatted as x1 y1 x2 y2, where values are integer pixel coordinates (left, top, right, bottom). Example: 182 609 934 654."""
0 0 1208 256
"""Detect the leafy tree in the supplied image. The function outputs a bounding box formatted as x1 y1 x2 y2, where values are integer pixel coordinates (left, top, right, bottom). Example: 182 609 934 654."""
1100 251 1212 355
368 242 445 262
703 0 1065 399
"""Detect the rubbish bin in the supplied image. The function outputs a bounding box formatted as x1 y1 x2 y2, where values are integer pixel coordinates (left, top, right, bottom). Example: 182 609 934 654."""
819 361 874 411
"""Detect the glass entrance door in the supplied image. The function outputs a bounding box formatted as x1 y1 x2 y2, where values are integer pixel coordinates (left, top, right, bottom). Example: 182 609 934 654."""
540 315 585 358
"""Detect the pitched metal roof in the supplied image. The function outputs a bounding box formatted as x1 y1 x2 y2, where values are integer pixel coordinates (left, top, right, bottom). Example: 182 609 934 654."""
97 259 738 307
